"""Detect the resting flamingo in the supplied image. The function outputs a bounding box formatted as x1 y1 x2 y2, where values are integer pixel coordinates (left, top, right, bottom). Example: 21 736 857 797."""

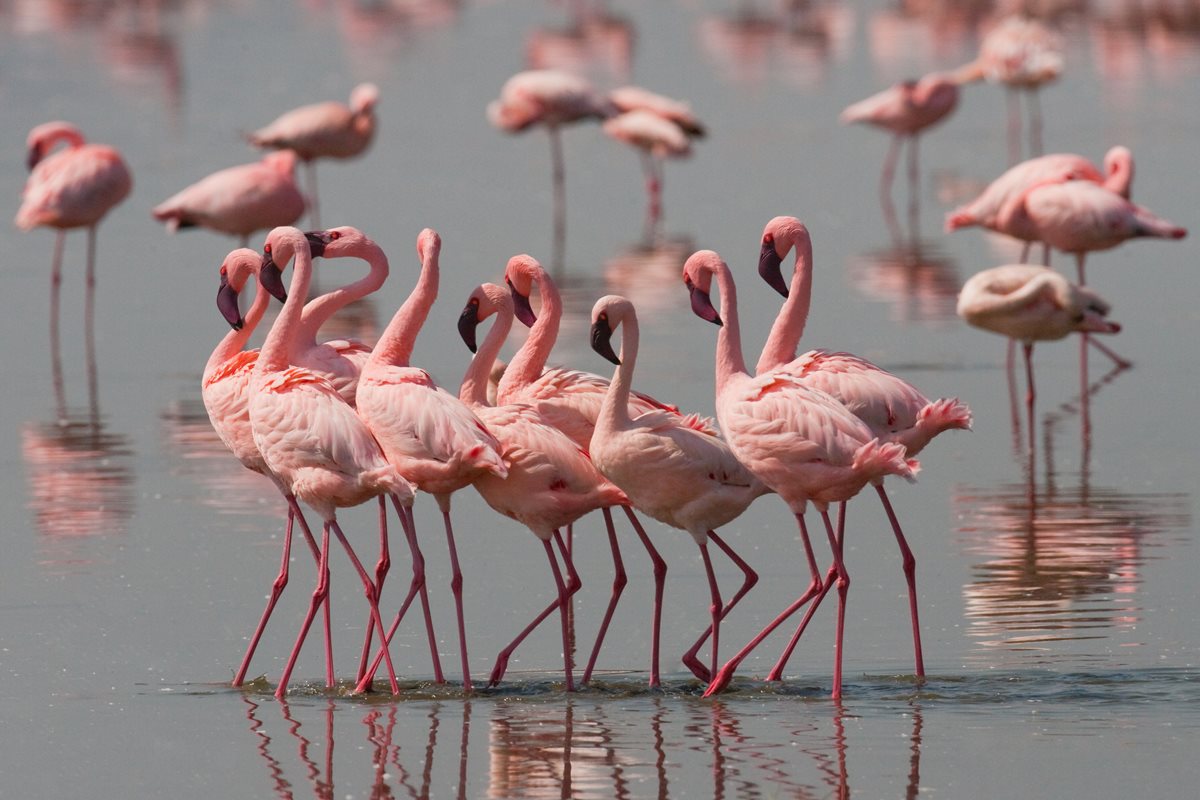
501 255 755 687
352 229 508 692
202 248 331 687
681 250 919 700
588 294 770 682
602 109 692 241
250 226 414 698
248 83 379 227
457 282 627 692
16 121 132 355
731 216 971 688
152 150 305 246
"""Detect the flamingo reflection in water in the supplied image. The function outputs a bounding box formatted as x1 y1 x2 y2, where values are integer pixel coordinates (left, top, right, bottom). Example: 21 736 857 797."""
525 1 634 82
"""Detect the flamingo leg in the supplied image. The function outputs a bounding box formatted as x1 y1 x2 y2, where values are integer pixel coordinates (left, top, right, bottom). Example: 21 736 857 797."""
698 540 724 683
906 136 920 236
1018 240 1032 263
356 496 391 684
1027 89 1044 157
1006 87 1022 164
549 534 578 692
703 512 823 696
879 135 901 206
875 485 924 677
49 232 67 418
580 507 627 686
820 506 851 700
276 523 332 698
441 505 473 691
682 531 759 683
1024 342 1037 457
84 227 100 416
622 506 666 688
329 518 400 695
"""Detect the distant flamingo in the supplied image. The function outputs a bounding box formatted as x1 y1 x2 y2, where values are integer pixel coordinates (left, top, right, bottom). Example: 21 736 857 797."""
487 70 613 267
588 294 769 682
250 226 414 698
458 281 628 692
501 256 753 687
602 109 692 241
16 121 132 362
248 83 379 227
152 150 305 246
681 250 919 699
609 86 706 137
352 229 508 692
202 248 332 687
742 216 971 685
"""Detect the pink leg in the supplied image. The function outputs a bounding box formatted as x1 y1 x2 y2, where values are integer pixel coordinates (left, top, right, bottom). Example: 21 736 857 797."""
49 232 66 418
1024 342 1036 457
549 534 578 692
356 496 391 684
703 512 823 696
819 507 851 700
329 518 400 695
441 507 473 691
879 135 901 206
875 485 924 677
1086 336 1131 369
1006 87 1021 164
276 523 332 699
622 506 666 687
682 531 759 682
580 507 627 686
1027 89 1044 157
1018 240 1032 263
1075 252 1087 285
698 540 724 682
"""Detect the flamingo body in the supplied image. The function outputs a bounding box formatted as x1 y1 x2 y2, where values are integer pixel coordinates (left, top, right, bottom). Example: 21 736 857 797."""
609 85 705 137
249 83 379 161
16 121 131 231
957 264 1121 342
1018 180 1186 256
839 72 959 137
602 109 691 158
487 69 612 132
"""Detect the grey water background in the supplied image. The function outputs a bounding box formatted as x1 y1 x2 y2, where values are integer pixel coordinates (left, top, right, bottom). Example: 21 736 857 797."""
1 0 1198 796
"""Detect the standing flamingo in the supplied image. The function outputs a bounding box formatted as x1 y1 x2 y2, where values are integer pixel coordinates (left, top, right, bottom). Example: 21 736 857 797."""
602 109 692 242
202 248 332 687
608 86 706 137
352 229 508 692
588 294 770 682
487 70 613 268
247 83 379 227
250 226 414 698
152 150 305 246
501 255 755 687
457 282 628 692
16 121 132 374
742 216 971 685
681 250 919 699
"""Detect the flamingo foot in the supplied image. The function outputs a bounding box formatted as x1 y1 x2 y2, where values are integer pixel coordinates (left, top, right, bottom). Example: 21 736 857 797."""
703 664 738 697
488 652 512 687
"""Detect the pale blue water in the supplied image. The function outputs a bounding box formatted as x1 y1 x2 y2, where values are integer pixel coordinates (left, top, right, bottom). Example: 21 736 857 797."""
1 1 1197 797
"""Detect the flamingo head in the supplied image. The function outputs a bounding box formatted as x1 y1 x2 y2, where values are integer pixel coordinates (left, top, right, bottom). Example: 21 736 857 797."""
590 295 632 366
682 251 723 327
417 228 442 264
458 282 511 353
760 216 811 298
504 254 542 327
216 248 264 329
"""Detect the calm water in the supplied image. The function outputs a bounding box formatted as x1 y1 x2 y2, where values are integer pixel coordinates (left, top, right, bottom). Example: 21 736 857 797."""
1 1 1198 797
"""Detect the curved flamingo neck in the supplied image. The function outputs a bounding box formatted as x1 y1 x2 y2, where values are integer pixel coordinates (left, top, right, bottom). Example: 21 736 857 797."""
1103 148 1133 199
711 263 750 393
597 310 639 434
498 272 562 401
461 307 513 407
756 236 814 375
258 235 313 375
297 241 389 350
204 276 270 381
368 243 438 368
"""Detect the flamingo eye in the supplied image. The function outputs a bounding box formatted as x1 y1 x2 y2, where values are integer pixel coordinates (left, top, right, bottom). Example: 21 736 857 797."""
469 297 480 307
330 231 341 240
763 233 775 245
264 243 272 254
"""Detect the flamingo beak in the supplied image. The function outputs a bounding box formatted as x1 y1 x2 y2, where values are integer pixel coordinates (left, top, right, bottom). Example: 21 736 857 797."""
687 278 722 326
758 239 789 298
304 231 328 257
26 143 44 171
458 301 481 353
507 279 538 327
259 252 288 302
217 274 244 330
590 318 620 365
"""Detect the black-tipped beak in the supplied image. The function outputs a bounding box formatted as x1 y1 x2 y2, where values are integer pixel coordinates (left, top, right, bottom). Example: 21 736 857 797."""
508 279 538 327
758 239 788 298
304 231 328 258
458 301 481 353
217 274 244 330
259 252 288 302
26 144 43 172
590 318 620 365
687 280 722 326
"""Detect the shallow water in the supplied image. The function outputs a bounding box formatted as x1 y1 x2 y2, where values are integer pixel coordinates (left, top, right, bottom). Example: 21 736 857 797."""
1 0 1198 797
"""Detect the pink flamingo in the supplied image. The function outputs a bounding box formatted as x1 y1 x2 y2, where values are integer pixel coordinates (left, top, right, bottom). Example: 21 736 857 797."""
608 86 706 138
352 229 508 692
457 281 628 692
728 216 972 688
250 226 413 698
501 256 755 687
16 121 132 359
681 249 919 699
152 150 305 246
588 294 770 682
202 248 332 687
602 109 693 241
247 83 379 227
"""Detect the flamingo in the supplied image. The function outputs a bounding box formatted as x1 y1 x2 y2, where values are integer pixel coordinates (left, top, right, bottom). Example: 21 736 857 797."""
501 255 755 687
202 248 332 687
487 69 614 267
457 281 628 692
608 86 706 137
588 294 770 682
250 226 414 698
352 228 508 692
602 109 692 241
247 83 379 227
16 121 133 362
681 249 919 699
737 216 972 686
152 150 305 246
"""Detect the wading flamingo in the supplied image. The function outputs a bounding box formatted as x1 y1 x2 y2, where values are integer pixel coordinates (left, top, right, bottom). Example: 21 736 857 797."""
16 121 132 359
588 294 769 682
458 282 628 692
250 226 414 698
501 256 754 687
681 250 919 699
352 229 508 692
602 109 692 242
203 248 332 687
735 216 971 687
152 150 305 246
609 86 706 137
248 83 379 227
